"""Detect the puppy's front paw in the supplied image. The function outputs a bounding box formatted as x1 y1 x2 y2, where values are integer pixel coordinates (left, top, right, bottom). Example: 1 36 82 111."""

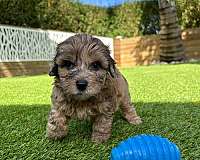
91 132 111 143
47 123 67 140
127 116 142 125
47 130 67 140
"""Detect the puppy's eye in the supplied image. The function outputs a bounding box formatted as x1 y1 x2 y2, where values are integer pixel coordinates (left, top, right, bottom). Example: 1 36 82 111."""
60 60 75 70
89 61 102 71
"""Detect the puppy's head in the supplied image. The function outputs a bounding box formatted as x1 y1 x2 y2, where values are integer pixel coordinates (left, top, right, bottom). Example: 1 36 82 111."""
49 34 116 101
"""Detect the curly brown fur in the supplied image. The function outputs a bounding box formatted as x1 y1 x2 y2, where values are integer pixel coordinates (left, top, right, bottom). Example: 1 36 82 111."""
47 34 142 143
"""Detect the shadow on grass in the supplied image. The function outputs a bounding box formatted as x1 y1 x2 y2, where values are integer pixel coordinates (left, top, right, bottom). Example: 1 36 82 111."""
0 101 200 159
0 101 199 140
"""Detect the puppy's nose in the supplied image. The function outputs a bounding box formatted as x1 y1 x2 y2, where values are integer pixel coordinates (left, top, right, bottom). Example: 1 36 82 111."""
76 80 88 91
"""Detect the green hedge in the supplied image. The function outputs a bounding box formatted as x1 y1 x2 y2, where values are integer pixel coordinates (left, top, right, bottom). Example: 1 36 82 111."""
37 0 109 35
176 0 200 29
0 0 199 37
38 0 160 37
107 3 144 37
0 0 41 28
0 0 158 37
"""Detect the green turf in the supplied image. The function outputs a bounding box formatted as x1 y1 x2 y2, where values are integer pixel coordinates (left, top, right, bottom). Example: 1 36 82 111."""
0 63 200 160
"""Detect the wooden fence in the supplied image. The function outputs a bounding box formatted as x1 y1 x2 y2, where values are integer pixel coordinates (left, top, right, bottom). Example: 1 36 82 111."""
0 61 50 77
114 28 200 67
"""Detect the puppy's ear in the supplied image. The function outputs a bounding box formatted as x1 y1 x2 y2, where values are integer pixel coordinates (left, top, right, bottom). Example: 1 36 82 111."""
108 55 116 78
49 63 58 77
49 44 61 77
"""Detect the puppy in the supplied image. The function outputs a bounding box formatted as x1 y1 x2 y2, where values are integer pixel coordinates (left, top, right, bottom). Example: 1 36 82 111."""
47 34 142 143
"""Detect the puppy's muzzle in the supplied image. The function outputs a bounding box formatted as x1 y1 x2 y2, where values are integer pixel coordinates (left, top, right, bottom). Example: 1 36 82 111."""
76 80 88 91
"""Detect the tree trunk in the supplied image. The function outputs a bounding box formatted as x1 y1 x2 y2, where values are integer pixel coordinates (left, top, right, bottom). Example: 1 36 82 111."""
158 0 185 63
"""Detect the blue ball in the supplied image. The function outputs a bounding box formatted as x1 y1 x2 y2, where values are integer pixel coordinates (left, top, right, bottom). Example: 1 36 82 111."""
111 134 181 160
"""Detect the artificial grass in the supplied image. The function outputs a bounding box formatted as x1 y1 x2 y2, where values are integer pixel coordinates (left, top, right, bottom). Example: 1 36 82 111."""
0 63 200 159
